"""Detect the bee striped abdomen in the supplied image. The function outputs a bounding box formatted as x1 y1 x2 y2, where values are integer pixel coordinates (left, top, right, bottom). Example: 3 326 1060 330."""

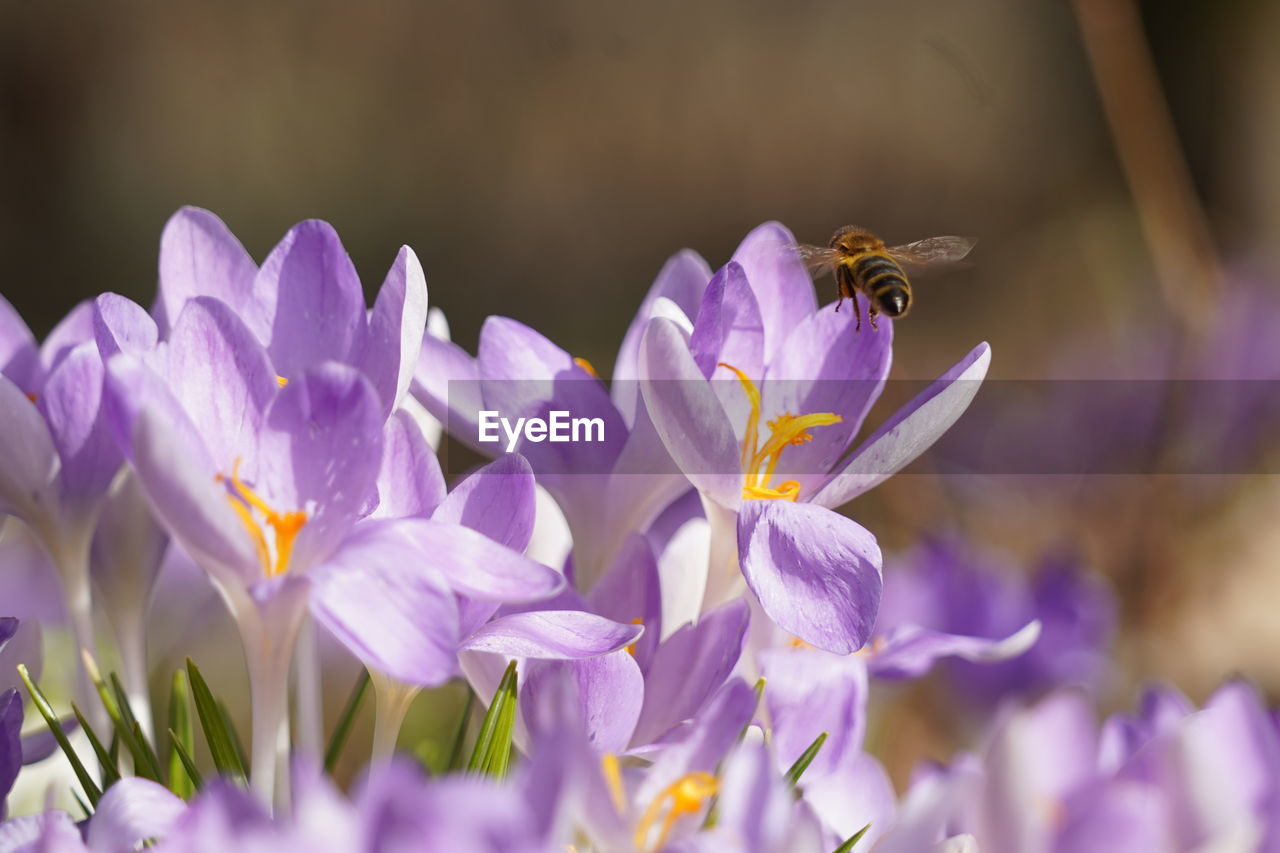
851 252 912 317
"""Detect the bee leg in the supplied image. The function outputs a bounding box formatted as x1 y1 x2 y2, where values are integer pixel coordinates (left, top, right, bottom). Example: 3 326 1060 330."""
834 279 844 313
868 302 880 332
853 293 861 332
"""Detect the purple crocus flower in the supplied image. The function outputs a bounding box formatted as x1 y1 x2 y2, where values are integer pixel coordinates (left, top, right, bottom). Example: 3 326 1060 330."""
637 222 990 653
874 536 1112 703
0 296 123 694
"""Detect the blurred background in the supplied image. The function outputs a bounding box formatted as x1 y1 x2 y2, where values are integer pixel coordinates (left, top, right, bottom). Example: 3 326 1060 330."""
3 0 1278 787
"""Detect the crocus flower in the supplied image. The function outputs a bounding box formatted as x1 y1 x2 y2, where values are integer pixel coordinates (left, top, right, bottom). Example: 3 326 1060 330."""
874 536 1111 702
0 297 122 695
638 222 990 653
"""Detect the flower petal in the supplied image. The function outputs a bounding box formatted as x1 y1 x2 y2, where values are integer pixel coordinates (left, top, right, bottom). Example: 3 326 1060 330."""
688 262 764 381
86 777 187 852
157 206 262 338
257 363 384 571
0 373 58 521
0 687 22 800
398 518 563 602
165 296 279 474
40 301 95 373
729 222 818 366
257 220 367 379
431 454 536 551
613 249 712 422
372 410 446 520
522 652 644 755
737 500 882 654
38 342 121 511
411 331 484 451
760 647 868 777
92 293 159 360
459 610 641 659
586 534 662 665
0 294 41 394
639 317 743 509
811 342 991 509
310 522 460 687
360 246 429 415
868 621 1042 681
631 599 749 747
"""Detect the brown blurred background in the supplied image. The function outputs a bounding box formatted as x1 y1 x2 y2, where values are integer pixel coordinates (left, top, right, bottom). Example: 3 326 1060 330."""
4 0 1279 782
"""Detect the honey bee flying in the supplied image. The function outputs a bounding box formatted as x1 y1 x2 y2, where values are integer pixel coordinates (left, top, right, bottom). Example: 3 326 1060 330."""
791 227 975 331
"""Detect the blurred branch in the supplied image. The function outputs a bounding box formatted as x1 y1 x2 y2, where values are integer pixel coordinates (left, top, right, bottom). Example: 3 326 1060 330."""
1073 0 1222 333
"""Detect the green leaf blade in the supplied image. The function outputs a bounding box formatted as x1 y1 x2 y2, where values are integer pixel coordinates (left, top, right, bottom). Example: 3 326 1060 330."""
466 661 517 777
18 664 102 807
324 669 370 775
186 658 247 783
785 731 829 788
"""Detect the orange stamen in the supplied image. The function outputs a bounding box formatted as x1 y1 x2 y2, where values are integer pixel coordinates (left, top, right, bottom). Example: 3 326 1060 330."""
217 458 307 577
633 772 719 852
573 357 600 380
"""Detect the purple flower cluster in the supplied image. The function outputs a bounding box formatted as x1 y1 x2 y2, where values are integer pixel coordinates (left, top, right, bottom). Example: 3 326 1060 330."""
0 210 1275 852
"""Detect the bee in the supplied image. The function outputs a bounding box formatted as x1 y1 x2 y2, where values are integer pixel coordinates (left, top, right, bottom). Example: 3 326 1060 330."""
792 227 975 331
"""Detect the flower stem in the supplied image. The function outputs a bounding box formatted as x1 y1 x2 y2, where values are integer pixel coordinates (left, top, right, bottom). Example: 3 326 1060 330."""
293 616 323 758
370 671 420 763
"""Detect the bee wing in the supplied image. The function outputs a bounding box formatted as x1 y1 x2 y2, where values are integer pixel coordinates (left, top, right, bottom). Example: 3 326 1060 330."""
886 236 976 268
785 242 842 278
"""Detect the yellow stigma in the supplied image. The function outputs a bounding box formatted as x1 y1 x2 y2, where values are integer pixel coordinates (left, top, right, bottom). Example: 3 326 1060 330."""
601 753 627 815
276 375 289 387
216 459 307 577
718 363 842 502
633 771 719 852
573 356 600 379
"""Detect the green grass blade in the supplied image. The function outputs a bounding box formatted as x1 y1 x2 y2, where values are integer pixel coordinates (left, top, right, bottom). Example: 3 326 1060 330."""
186 659 247 781
18 665 102 807
833 823 871 853
466 661 517 776
784 731 828 788
109 672 164 780
216 698 249 773
445 690 475 773
168 728 204 791
71 704 121 790
81 652 163 783
324 669 371 774
167 670 196 798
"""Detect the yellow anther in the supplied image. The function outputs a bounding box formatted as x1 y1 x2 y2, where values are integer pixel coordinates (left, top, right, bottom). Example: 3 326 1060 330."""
217 459 307 577
601 753 627 815
718 363 842 502
624 618 644 658
573 357 600 379
789 636 813 650
25 392 39 404
276 375 289 387
634 772 719 852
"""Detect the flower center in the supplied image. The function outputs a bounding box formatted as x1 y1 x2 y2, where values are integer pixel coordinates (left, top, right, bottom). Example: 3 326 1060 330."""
633 771 719 852
719 363 842 502
216 459 307 578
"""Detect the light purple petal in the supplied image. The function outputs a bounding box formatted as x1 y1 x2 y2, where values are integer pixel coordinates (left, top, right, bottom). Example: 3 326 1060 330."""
0 811 84 852
760 648 869 778
688 262 765 380
586 534 662 666
20 714 76 766
164 296 279 474
257 363 384 572
760 302 893 496
737 500 882 654
476 316 627 475
869 621 1042 681
1055 781 1174 853
730 222 818 366
40 301 95 373
1 688 21 801
0 373 59 520
639 317 743 509
411 332 484 452
631 599 749 747
431 454 536 551
460 610 641 659
157 206 262 338
812 342 991 509
86 777 187 852
613 249 712 421
310 521 460 687
0 617 42 694
257 220 367 378
38 342 121 510
372 410 446 520
712 741 802 853
104 356 260 587
92 293 159 360
0 294 41 393
360 246 428 415
803 754 897 845
398 518 563 602
522 652 644 754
